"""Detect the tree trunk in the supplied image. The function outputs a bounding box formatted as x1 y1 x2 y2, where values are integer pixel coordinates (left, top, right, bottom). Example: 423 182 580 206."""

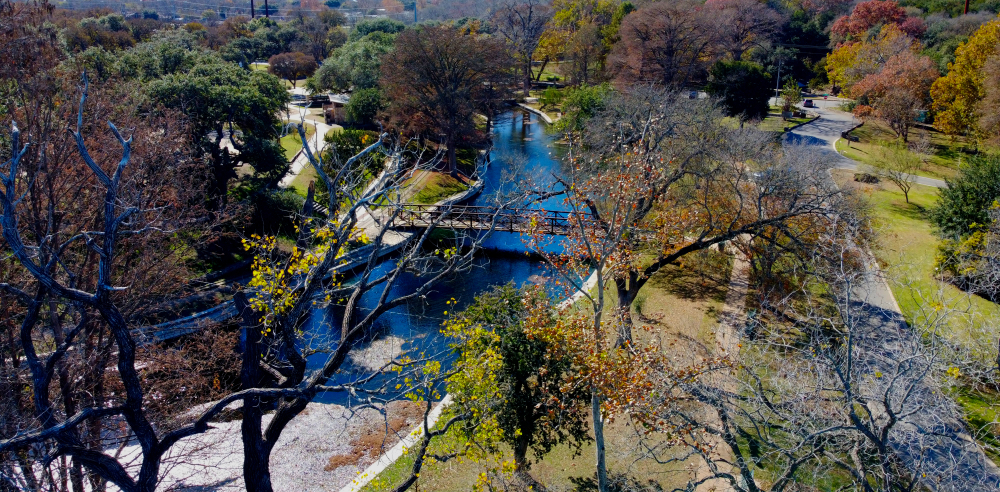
49 302 86 492
591 391 608 492
513 433 530 474
236 293 274 492
535 57 549 82
523 61 532 97
615 279 635 346
447 139 458 178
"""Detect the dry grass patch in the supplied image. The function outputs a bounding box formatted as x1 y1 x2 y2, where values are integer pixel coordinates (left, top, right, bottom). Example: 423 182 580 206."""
324 400 429 473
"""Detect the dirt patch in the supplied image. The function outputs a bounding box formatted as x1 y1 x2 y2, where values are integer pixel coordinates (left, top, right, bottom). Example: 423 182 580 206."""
324 400 429 473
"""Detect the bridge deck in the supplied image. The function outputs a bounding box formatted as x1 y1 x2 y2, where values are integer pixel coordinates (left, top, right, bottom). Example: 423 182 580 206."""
394 204 600 235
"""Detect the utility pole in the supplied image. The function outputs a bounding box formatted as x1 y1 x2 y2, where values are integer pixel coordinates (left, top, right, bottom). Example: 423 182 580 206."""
965 0 970 14
774 57 782 104
264 0 269 18
251 0 255 18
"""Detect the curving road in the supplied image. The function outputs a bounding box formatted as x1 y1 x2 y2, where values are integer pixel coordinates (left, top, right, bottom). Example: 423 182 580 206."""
783 106 1000 491
783 103 946 188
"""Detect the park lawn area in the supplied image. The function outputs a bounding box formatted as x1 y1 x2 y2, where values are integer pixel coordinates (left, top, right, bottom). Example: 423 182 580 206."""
834 169 1000 464
279 122 315 161
402 170 469 205
834 119 976 180
531 61 566 82
722 114 815 133
359 261 730 492
757 113 815 133
831 169 1000 340
289 162 318 197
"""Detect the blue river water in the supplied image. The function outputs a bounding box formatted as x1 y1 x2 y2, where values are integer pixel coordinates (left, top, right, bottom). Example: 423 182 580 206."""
305 110 572 404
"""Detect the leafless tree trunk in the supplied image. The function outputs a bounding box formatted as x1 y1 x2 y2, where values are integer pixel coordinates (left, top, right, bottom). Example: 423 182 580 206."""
490 0 552 97
231 121 516 492
0 75 230 491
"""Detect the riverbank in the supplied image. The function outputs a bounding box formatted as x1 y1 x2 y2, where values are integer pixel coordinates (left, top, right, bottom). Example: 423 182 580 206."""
356 253 733 492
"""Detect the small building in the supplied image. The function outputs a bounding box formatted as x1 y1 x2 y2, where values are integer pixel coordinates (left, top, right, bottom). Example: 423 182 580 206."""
322 93 351 125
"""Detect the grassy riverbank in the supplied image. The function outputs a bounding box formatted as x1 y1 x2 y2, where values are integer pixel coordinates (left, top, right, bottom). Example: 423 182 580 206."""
356 256 730 492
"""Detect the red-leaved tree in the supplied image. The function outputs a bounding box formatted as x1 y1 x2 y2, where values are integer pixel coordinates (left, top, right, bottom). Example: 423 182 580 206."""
851 45 938 141
830 0 925 41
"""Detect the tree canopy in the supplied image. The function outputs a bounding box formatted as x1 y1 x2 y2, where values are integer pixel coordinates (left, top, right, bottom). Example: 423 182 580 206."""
931 18 1000 138
308 31 396 92
931 154 1000 238
268 51 317 87
146 54 289 199
705 60 772 123
381 25 512 175
444 284 590 481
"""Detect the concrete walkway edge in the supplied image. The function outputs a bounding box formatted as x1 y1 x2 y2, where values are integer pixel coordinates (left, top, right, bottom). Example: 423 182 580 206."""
517 103 554 124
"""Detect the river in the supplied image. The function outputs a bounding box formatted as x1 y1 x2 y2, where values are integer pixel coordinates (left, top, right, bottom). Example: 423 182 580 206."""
305 110 571 404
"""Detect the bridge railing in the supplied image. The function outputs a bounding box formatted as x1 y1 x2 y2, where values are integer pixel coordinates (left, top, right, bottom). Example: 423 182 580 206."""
393 204 603 235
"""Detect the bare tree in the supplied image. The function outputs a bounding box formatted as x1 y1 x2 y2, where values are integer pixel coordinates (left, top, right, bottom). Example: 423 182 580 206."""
567 87 841 345
381 25 514 177
607 1 715 89
868 140 920 203
490 0 552 97
707 0 784 61
630 195 1000 491
0 75 219 492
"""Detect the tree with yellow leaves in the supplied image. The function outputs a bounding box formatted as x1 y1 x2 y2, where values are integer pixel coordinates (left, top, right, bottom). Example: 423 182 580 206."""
931 17 1000 138
440 283 591 489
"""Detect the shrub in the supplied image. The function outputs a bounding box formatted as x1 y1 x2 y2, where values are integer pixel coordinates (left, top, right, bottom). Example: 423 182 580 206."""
931 154 1000 238
553 83 612 133
345 87 384 126
251 190 306 238
539 87 563 109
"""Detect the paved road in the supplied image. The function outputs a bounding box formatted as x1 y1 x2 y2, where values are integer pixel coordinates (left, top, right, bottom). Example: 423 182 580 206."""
785 111 1000 490
783 104 946 188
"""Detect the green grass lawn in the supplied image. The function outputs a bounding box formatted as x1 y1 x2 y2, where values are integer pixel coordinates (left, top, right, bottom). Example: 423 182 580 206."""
758 114 815 133
721 114 815 133
279 122 316 161
402 171 469 205
289 163 318 197
832 169 1000 331
835 119 978 180
531 61 566 83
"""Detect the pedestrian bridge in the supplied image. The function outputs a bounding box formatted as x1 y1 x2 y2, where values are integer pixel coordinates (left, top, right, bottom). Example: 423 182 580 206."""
393 204 600 235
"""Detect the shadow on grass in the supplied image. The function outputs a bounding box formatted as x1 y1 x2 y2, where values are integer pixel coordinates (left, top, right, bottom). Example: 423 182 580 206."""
649 262 729 304
952 385 1000 463
570 473 664 492
884 199 929 222
171 478 240 491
